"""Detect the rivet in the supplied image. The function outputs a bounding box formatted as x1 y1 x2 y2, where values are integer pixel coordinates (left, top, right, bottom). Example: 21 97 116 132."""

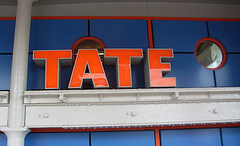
131 112 137 117
42 113 49 118
212 109 218 114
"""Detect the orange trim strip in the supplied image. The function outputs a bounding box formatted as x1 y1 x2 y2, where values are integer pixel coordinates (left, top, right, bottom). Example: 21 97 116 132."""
29 123 240 133
0 17 16 20
149 17 240 22
31 16 147 20
31 16 240 21
0 16 240 21
147 19 154 48
155 129 161 146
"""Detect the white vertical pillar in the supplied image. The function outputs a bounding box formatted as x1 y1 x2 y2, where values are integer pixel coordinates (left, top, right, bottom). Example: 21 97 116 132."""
9 0 35 128
2 128 30 146
2 0 37 146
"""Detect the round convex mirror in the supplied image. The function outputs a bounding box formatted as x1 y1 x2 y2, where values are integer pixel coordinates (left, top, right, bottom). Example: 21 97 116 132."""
195 38 226 70
71 37 106 62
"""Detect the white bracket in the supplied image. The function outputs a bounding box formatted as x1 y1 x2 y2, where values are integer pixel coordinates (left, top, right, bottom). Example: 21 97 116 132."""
171 91 179 100
58 93 66 103
0 91 9 104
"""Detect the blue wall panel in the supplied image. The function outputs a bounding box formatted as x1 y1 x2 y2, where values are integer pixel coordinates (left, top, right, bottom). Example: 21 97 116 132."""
0 133 7 146
131 62 145 88
29 20 88 52
104 65 116 89
152 20 208 52
222 127 240 146
208 21 240 53
90 20 149 52
215 54 240 87
104 63 145 89
166 54 214 87
25 132 89 146
0 20 15 53
91 131 155 146
27 54 45 89
161 129 222 146
27 54 73 90
0 55 12 90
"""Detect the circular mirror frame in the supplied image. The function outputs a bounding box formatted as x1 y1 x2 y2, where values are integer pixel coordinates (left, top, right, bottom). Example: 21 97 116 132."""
71 36 107 62
194 38 227 70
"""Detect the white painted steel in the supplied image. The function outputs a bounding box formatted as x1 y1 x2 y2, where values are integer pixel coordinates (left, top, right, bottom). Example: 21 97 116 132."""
24 87 240 104
0 107 9 126
0 91 9 104
1 128 29 146
24 87 240 128
25 102 240 128
1 2 240 18
0 91 9 127
9 0 35 128
4 0 36 146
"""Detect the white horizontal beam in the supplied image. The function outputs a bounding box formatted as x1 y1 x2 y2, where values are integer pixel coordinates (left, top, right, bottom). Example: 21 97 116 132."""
24 87 240 104
23 88 240 128
0 107 8 126
0 91 9 127
26 102 240 128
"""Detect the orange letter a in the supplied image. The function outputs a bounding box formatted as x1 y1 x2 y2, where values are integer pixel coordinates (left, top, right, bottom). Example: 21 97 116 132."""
69 49 109 88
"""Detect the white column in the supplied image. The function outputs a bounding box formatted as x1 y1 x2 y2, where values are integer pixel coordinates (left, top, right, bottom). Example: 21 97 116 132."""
2 0 37 146
2 128 30 146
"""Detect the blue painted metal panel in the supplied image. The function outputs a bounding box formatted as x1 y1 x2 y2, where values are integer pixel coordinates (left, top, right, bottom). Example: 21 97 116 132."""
0 133 7 146
208 21 240 53
91 131 155 146
166 54 215 87
25 132 89 146
152 20 208 52
104 63 145 89
90 20 149 52
132 61 145 88
29 20 88 52
215 54 240 87
0 20 15 53
27 54 45 90
222 127 240 146
27 54 73 90
161 129 222 146
0 55 12 90
61 66 73 89
104 65 116 89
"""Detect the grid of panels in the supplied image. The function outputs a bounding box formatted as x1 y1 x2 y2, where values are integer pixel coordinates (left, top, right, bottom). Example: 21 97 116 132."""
0 19 239 90
1 128 240 146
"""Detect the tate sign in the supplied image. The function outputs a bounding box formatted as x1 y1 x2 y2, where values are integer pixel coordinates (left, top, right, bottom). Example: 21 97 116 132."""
33 49 176 89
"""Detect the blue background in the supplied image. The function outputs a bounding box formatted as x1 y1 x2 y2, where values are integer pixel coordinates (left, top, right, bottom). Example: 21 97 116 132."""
0 133 7 146
90 20 149 52
208 21 240 53
0 20 239 89
152 20 208 52
91 131 155 146
29 20 88 52
0 19 239 89
0 20 15 53
25 132 89 146
221 127 240 146
1 128 239 146
161 128 222 146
